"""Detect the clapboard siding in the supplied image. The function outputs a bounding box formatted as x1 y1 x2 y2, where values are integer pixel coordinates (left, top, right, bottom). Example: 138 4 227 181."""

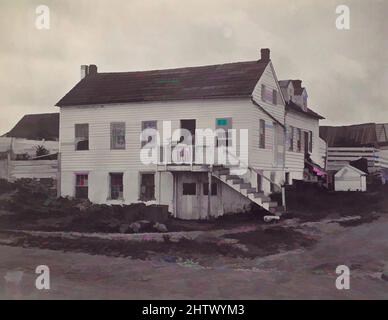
252 62 285 124
285 110 321 169
60 99 257 172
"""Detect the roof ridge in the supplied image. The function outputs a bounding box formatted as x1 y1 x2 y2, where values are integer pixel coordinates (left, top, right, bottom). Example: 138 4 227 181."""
97 60 265 75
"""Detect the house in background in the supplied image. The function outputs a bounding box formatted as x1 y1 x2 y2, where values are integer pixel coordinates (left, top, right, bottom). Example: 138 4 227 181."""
320 123 388 185
55 48 325 219
0 113 59 181
334 164 367 192
3 113 59 141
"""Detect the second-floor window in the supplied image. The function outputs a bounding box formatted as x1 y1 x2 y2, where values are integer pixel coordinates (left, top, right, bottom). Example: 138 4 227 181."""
296 128 302 152
111 122 126 150
141 120 157 148
259 119 265 149
75 124 89 151
288 126 294 151
272 89 277 105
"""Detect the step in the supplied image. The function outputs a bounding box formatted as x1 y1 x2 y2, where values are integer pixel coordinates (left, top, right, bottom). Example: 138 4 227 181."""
263 201 278 208
217 168 230 175
238 183 251 189
249 193 271 202
229 179 244 185
226 175 241 180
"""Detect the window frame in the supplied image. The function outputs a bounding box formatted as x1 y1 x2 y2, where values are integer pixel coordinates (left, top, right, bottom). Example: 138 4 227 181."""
272 89 277 105
110 122 126 150
182 183 197 196
141 120 158 148
288 126 294 151
309 130 313 153
109 172 124 200
259 119 266 149
139 172 156 201
296 128 302 152
75 123 89 151
75 173 89 199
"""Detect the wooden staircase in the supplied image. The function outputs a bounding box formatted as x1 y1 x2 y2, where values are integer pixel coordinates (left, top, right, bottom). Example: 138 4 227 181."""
212 167 284 215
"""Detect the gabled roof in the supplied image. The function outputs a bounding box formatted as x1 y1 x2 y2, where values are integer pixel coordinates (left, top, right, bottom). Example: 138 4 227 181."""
336 164 367 177
285 101 325 120
56 60 270 107
4 113 59 141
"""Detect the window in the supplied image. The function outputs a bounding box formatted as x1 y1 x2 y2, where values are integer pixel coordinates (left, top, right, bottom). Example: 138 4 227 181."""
272 89 277 105
75 124 89 150
203 183 217 196
309 131 313 153
259 119 265 149
111 122 126 149
110 173 123 200
288 126 294 151
182 183 196 195
141 121 157 148
216 118 232 147
140 173 155 201
261 84 266 101
261 84 273 103
75 174 88 199
296 128 302 152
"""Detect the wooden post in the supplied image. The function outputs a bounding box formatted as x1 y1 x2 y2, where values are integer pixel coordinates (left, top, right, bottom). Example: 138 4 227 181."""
207 168 212 218
281 185 286 211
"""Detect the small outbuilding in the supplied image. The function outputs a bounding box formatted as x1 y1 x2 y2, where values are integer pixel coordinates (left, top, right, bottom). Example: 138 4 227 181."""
334 164 367 192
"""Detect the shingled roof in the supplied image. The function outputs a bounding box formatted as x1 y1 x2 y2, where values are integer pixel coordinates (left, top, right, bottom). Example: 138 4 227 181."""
285 101 325 120
319 123 388 147
4 113 59 141
56 60 270 107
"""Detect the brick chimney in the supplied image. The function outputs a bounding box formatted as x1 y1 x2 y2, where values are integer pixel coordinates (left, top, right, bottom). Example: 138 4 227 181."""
260 48 270 62
80 65 89 79
88 64 98 75
293 80 302 92
80 64 98 79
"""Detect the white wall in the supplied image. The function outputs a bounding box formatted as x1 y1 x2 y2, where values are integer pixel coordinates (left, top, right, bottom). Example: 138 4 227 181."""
285 110 320 181
335 167 366 192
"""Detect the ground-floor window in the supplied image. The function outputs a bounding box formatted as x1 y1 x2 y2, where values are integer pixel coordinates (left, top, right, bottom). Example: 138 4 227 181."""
140 173 155 201
203 183 217 196
75 174 88 199
110 173 123 199
182 183 196 195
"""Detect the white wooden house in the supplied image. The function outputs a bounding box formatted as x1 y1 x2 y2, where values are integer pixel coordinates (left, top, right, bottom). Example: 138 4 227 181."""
334 165 367 192
56 49 324 219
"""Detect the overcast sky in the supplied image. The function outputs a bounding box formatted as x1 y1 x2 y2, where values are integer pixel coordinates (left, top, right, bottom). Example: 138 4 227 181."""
0 0 387 134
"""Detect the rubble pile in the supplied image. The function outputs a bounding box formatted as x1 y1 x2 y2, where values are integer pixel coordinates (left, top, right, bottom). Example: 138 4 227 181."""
0 179 169 233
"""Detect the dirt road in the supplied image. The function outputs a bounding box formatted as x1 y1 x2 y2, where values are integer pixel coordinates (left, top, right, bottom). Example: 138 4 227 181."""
1 215 388 299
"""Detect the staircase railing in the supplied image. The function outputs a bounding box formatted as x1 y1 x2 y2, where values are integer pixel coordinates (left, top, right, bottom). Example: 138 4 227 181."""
223 148 286 210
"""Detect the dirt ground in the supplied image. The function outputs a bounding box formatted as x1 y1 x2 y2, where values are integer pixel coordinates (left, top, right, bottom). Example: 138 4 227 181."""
1 179 388 299
1 214 388 299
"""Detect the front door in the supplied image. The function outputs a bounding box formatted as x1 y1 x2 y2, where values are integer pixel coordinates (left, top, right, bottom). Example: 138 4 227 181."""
176 173 200 220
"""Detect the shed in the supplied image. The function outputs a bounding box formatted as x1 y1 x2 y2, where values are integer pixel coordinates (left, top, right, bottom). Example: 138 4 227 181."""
334 164 367 192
